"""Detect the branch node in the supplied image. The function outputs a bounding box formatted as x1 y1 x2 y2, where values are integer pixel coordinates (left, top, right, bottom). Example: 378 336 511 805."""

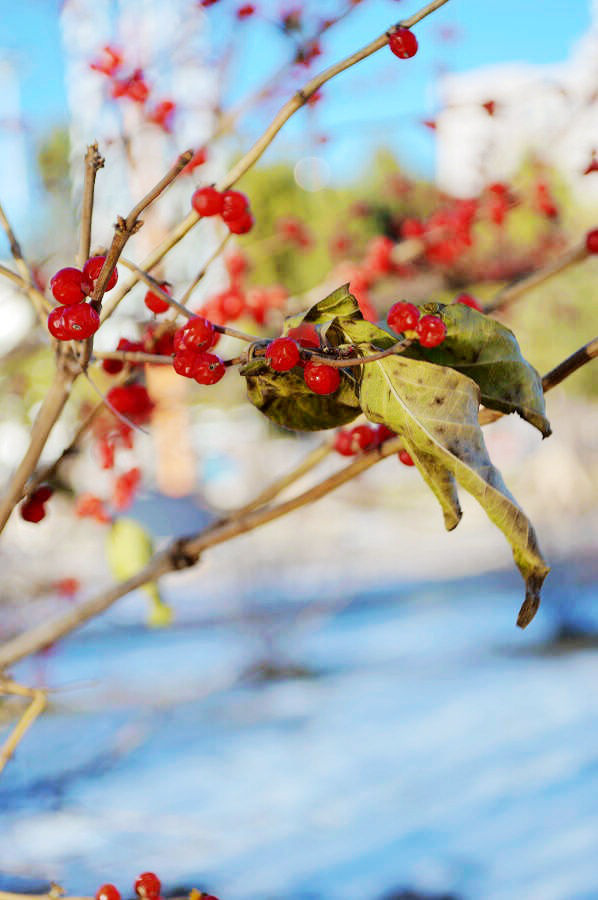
169 539 201 570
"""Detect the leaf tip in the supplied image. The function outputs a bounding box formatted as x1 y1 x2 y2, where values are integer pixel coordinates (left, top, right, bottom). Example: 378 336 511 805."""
516 569 549 628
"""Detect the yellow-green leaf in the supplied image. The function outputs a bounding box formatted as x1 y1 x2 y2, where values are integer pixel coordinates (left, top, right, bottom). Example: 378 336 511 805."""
359 354 550 626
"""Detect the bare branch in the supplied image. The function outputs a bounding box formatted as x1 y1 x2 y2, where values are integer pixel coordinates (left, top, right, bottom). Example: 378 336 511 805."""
0 679 47 775
0 200 52 320
77 143 105 268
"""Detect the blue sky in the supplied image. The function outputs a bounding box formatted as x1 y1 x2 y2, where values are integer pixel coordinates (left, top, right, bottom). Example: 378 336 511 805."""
0 0 594 243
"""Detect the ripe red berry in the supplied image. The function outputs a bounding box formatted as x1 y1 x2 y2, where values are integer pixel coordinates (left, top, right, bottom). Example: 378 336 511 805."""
237 3 256 17
47 306 70 340
107 384 154 421
191 186 224 216
221 190 249 223
134 873 160 900
173 350 199 378
286 323 320 349
454 293 483 312
303 361 340 395
50 267 90 305
227 211 254 235
173 316 217 352
96 886 120 900
265 337 300 372
63 304 101 340
349 424 378 452
144 282 171 314
398 448 415 466
20 498 46 523
83 256 118 291
192 352 226 385
374 424 396 445
33 485 53 503
387 301 420 333
585 228 598 254
415 314 447 348
334 429 355 456
389 27 418 59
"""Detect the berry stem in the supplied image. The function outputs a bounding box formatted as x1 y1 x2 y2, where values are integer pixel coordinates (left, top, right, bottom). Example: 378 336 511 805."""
213 323 259 343
93 350 175 366
118 258 194 319
76 142 105 269
305 339 412 368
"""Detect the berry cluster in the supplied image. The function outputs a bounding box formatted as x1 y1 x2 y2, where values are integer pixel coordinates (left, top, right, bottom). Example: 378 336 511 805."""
172 316 226 385
333 423 414 466
264 333 341 396
386 301 447 348
191 186 254 234
20 485 53 523
96 872 219 900
47 256 117 341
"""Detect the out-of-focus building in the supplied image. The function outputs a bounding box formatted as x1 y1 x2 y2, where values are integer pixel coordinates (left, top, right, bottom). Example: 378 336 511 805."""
436 1 598 202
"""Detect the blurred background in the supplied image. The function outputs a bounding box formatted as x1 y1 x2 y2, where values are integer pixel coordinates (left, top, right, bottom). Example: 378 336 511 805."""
1 1 598 898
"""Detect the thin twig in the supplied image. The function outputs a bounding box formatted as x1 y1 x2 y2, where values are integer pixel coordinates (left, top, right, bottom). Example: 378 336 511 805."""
77 143 105 268
99 0 452 322
485 241 589 313
0 679 47 775
0 263 24 287
118 257 194 319
0 365 75 535
93 350 174 365
0 200 51 319
307 339 411 368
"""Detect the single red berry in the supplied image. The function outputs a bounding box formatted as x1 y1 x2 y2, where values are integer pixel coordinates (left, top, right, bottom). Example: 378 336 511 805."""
286 323 320 349
173 316 217 352
126 69 150 103
225 251 249 281
227 211 254 235
585 228 598 254
389 27 418 59
75 493 111 524
63 304 101 340
107 384 153 421
415 314 447 348
349 424 378 452
47 306 70 340
266 337 300 372
192 352 226 385
83 256 118 291
387 301 420 333
173 350 199 378
454 292 483 312
50 267 90 305
217 287 246 321
303 361 340 395
134 873 161 900
221 190 249 223
333 429 356 456
20 498 46 523
191 186 224 217
144 282 171 314
237 3 256 17
96 886 120 900
398 448 415 467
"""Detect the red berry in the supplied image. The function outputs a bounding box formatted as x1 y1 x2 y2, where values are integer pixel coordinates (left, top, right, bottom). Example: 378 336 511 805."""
144 282 171 315
134 873 161 900
265 337 300 372
63 304 101 340
221 190 249 223
50 267 90 305
75 493 111 524
125 69 150 104
387 301 420 333
389 27 418 59
192 186 223 216
20 498 46 523
192 352 226 385
454 292 482 312
585 228 598 254
182 146 208 174
398 448 415 466
107 384 154 421
47 307 70 340
237 3 256 17
83 256 118 291
334 429 355 456
286 323 320 349
173 316 217 352
374 424 396 445
33 485 54 503
96 886 120 900
225 251 249 281
303 361 340 395
217 287 246 321
415 314 447 348
349 424 378 452
227 211 254 235
173 350 199 378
